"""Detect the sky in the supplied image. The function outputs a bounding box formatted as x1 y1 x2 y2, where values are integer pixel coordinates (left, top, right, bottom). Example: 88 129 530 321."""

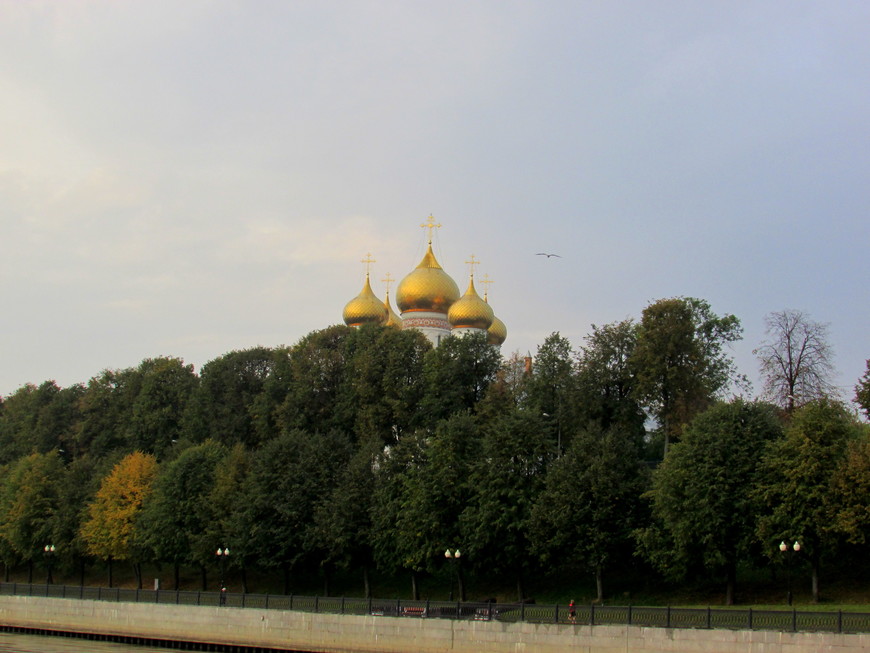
1 1 868 408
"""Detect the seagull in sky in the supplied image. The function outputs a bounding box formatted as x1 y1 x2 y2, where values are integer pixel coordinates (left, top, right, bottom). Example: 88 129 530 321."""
536 252 562 258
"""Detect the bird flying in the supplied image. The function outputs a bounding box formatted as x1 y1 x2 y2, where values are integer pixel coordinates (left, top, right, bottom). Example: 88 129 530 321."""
536 252 562 258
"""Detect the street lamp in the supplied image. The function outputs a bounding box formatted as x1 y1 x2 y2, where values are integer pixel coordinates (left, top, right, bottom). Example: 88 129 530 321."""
779 540 801 606
216 547 230 605
444 549 464 602
43 544 56 584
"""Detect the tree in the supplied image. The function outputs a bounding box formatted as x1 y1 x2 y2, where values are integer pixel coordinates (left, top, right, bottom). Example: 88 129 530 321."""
575 320 645 438
632 297 746 456
461 408 551 601
855 360 870 420
127 357 198 459
637 400 781 604
79 451 158 587
525 333 578 453
0 452 66 582
531 423 647 602
137 440 227 589
754 309 837 412
755 398 858 602
830 429 870 546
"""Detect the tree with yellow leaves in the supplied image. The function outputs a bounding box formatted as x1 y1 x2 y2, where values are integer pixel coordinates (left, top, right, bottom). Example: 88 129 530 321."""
79 451 157 587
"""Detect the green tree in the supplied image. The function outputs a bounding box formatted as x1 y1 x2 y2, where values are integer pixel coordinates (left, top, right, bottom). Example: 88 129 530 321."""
137 440 227 589
531 423 648 602
0 452 66 582
855 360 870 420
74 368 141 460
575 320 645 438
632 297 746 456
183 347 276 448
638 400 781 604
755 398 858 602
0 382 83 464
525 333 577 453
462 408 552 601
79 451 158 587
831 429 870 546
241 429 353 594
128 357 198 458
420 332 501 421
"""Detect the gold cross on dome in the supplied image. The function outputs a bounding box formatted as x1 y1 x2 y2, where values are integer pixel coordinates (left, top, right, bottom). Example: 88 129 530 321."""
381 272 395 295
361 253 376 277
480 273 493 300
420 215 442 244
465 254 480 278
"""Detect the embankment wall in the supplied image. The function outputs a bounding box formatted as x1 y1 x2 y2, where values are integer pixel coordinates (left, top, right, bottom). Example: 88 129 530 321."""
1 595 868 653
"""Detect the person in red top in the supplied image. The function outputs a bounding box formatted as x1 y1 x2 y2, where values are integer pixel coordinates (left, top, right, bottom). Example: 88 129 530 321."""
568 599 576 623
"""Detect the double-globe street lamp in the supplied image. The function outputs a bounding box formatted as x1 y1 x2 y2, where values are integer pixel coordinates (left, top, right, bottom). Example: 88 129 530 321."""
779 540 801 606
216 547 230 605
444 548 465 602
43 544 56 585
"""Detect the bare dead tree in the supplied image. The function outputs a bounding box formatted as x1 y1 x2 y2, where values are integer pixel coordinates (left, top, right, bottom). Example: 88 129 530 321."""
754 309 837 412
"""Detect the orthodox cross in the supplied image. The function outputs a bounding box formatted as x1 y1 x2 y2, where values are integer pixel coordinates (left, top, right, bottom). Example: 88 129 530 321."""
361 253 376 278
420 215 442 244
465 254 480 280
381 272 395 297
480 273 493 301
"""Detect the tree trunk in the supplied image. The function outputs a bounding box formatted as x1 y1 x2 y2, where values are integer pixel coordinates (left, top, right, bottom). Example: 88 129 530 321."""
133 562 142 590
457 563 465 602
725 561 736 606
27 560 33 584
362 565 371 599
516 571 525 603
4 562 9 582
173 563 180 590
200 565 207 592
107 558 113 588
595 566 604 603
242 566 248 594
811 551 820 603
283 564 290 595
411 571 419 601
79 559 86 587
322 564 331 597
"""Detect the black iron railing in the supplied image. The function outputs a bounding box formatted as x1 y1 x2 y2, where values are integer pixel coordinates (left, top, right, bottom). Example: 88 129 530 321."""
1 582 868 634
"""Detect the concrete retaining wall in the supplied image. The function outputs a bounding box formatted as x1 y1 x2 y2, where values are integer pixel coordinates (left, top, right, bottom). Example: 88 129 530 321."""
1 595 868 653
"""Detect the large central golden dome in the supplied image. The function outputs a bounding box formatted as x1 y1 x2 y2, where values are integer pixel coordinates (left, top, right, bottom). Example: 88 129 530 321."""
396 244 460 314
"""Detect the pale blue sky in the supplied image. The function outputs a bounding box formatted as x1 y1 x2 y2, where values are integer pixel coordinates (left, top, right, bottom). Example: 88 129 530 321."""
1 1 867 407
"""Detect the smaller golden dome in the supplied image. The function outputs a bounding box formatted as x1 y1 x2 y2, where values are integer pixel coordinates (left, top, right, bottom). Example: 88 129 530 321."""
448 275 494 330
343 275 388 327
396 244 461 314
384 291 402 329
487 315 507 345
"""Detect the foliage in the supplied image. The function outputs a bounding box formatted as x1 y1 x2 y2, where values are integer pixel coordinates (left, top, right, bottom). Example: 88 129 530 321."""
632 297 745 455
830 427 870 545
79 451 158 562
755 398 858 601
0 382 83 464
531 422 648 602
855 360 870 420
638 400 781 604
754 309 837 412
524 333 578 451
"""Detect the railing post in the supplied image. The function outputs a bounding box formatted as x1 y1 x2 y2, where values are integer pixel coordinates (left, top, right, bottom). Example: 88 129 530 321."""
456 601 460 619
748 608 753 630
314 596 319 613
706 606 711 629
521 601 525 622
838 609 843 633
554 603 559 623
265 594 269 609
590 602 595 626
792 608 796 632
425 598 430 618
341 597 345 614
488 601 492 621
396 598 400 617
197 591 200 606
666 606 671 628
367 596 372 614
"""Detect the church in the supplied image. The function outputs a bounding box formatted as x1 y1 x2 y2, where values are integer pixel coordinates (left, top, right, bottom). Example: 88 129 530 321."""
342 217 507 347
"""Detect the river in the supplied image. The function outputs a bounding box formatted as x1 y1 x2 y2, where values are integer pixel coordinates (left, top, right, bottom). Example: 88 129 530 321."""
0 632 171 652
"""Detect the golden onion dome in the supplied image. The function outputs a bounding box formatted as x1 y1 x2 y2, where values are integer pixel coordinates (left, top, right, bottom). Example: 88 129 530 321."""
343 275 388 327
384 291 402 329
395 244 460 314
448 275 494 330
487 315 507 345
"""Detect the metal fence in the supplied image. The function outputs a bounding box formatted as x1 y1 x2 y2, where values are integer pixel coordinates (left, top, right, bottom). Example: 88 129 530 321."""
2 582 868 634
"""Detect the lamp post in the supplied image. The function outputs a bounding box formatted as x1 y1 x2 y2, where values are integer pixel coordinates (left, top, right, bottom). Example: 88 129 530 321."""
444 548 464 602
779 540 801 606
216 547 230 605
43 544 56 585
